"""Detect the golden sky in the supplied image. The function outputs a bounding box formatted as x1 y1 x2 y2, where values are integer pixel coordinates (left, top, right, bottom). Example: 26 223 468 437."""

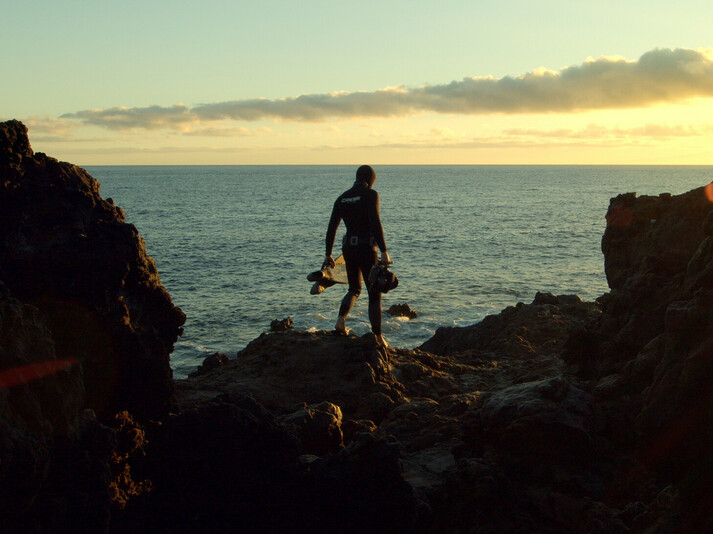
4 2 713 165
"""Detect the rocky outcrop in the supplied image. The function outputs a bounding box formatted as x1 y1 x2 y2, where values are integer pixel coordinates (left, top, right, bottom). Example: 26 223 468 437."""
112 393 419 534
0 287 116 533
173 295 611 530
4 120 713 533
172 183 713 532
0 119 185 421
0 120 184 533
596 187 713 365
422 292 598 358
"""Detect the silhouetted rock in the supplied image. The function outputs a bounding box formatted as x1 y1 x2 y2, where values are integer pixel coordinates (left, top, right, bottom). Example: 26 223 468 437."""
0 119 185 421
6 120 713 532
113 393 420 534
387 303 418 318
0 284 117 534
0 120 183 533
176 330 402 421
188 351 231 377
281 401 344 456
270 316 294 331
597 186 713 366
421 292 599 359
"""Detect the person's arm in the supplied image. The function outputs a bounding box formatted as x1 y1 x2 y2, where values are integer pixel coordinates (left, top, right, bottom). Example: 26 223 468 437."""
368 191 391 264
324 200 341 266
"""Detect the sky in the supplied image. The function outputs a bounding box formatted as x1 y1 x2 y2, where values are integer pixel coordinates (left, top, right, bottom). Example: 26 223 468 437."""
3 0 713 165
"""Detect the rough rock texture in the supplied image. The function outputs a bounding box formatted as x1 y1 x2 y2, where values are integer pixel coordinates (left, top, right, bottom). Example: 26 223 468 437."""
174 294 605 528
4 119 713 533
387 302 418 318
174 180 713 533
0 287 116 533
112 393 419 534
0 121 183 533
422 292 597 358
0 120 185 420
596 187 713 365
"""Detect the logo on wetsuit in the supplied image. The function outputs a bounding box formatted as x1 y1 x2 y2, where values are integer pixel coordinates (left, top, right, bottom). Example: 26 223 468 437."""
341 196 361 204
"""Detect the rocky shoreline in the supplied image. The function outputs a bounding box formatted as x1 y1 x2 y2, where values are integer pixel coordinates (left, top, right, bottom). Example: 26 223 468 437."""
2 120 713 532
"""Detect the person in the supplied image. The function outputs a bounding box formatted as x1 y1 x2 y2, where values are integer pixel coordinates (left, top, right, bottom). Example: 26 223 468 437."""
324 165 391 346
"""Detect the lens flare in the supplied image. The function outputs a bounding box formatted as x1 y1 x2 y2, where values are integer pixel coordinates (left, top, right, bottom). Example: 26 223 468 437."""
0 358 78 389
705 183 713 203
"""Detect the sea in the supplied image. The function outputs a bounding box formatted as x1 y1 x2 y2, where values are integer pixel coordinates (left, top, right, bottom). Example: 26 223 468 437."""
86 165 713 378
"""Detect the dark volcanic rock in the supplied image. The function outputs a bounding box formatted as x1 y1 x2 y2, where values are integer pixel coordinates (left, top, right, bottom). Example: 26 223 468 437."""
281 401 344 455
0 120 184 533
597 186 713 364
387 303 418 318
114 393 420 534
0 288 116 534
188 351 231 377
270 316 294 331
176 330 403 421
7 120 713 533
0 120 185 420
421 292 599 359
477 376 595 463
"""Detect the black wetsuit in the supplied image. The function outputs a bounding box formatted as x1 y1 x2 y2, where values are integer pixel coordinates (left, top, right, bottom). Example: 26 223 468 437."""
326 180 387 334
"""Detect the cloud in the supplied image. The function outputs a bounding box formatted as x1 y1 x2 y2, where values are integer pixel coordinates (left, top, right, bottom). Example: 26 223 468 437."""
181 125 272 137
63 104 198 131
62 48 713 131
504 123 713 139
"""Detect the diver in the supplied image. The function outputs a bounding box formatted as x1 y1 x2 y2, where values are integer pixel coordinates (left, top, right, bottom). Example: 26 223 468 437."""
324 165 391 346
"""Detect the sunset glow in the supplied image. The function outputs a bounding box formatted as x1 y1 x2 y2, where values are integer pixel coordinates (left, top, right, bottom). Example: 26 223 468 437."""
3 1 713 165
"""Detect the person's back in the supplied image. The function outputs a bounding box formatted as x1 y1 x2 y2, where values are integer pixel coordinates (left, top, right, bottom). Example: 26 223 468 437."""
331 181 385 251
324 165 391 346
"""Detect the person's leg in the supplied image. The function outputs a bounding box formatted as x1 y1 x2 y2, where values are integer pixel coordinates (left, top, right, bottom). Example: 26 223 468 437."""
367 284 382 336
358 248 383 340
336 249 362 331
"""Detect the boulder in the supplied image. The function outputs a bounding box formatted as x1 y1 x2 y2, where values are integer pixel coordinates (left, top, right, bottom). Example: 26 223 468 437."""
281 401 344 455
477 377 594 463
387 303 418 319
188 351 231 378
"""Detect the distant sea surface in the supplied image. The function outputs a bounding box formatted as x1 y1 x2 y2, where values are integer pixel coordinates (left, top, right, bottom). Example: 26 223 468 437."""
87 165 713 378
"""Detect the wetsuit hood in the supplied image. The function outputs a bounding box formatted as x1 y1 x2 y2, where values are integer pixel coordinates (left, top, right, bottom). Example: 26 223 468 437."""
356 165 376 188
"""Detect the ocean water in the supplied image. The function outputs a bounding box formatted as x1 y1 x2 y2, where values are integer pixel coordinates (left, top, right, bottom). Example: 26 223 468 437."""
87 165 713 378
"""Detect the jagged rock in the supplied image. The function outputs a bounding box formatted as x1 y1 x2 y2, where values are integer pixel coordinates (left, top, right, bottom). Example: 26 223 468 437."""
270 316 294 331
477 377 594 462
387 303 418 318
281 401 344 455
188 351 231 377
112 392 302 533
0 287 116 534
114 393 421 534
0 120 185 420
301 432 421 534
0 288 83 436
597 186 713 364
341 418 377 442
175 330 404 419
420 293 599 359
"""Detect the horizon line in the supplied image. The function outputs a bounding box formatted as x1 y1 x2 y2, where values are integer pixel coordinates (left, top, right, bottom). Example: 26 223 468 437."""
80 163 713 167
